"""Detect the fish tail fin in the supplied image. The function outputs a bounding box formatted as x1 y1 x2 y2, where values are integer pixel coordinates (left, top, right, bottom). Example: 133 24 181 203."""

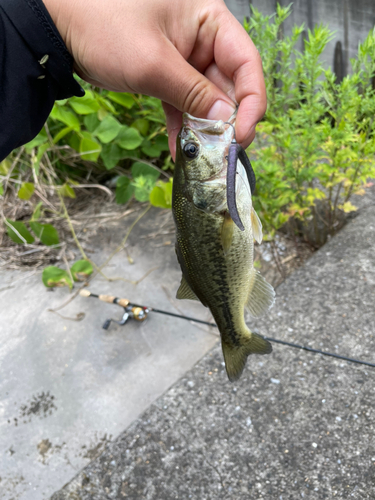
222 331 272 382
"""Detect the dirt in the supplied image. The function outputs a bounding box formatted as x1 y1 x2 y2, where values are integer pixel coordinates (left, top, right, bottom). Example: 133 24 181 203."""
19 391 57 422
81 434 113 461
0 189 315 289
37 439 52 464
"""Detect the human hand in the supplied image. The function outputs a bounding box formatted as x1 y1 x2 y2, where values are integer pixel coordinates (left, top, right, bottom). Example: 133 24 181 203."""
43 0 266 159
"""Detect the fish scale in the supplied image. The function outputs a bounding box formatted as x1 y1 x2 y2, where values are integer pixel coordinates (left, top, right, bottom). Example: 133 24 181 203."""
172 113 275 381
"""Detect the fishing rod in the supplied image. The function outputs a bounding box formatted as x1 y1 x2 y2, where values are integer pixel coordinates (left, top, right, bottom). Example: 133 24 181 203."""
79 289 375 369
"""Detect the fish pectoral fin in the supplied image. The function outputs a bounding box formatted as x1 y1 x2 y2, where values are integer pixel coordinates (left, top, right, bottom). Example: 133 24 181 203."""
251 207 263 244
222 332 272 382
245 270 275 317
221 211 235 254
176 275 199 301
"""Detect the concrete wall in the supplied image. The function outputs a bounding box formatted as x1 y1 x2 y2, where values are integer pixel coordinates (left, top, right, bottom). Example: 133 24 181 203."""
225 0 375 76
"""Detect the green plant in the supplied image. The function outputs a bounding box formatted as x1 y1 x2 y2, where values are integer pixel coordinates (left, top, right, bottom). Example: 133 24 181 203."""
0 85 172 281
42 259 93 289
245 4 375 245
0 86 172 213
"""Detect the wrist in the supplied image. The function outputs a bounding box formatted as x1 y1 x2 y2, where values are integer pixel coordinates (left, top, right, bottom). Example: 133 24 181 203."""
42 0 72 54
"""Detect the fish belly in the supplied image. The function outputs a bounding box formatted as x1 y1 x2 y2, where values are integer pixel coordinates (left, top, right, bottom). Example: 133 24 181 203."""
174 196 272 381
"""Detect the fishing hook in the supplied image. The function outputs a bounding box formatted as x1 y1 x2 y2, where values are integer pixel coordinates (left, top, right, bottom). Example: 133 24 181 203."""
224 122 257 232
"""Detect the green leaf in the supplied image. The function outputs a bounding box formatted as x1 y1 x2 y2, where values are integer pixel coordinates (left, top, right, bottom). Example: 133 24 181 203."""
29 222 59 246
0 159 11 174
339 201 358 213
150 179 173 208
97 108 108 121
155 135 169 151
100 143 123 170
0 184 3 196
132 176 156 202
116 176 134 204
24 128 48 150
70 260 93 281
53 126 74 144
6 219 35 244
18 182 35 200
84 114 100 133
97 96 117 114
55 98 68 106
59 183 76 198
141 141 161 158
131 161 160 181
36 142 49 162
116 127 143 150
50 105 80 131
107 92 135 108
93 115 122 143
79 132 101 161
131 118 150 136
31 202 43 221
68 133 81 152
69 91 100 114
42 266 73 289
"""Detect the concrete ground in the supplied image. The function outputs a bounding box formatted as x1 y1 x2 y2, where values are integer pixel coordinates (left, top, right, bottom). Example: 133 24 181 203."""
0 208 218 500
47 185 375 500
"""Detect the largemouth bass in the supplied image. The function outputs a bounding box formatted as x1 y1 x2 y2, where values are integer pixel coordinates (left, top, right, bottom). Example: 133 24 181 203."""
172 113 275 382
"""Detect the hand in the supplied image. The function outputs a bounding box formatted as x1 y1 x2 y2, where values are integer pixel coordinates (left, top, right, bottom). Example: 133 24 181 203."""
43 0 266 159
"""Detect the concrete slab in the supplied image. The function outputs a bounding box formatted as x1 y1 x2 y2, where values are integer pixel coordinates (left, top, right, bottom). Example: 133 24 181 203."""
0 207 218 500
50 186 375 500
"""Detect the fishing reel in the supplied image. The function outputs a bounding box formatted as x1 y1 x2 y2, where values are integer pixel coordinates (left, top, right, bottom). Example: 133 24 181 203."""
79 289 149 330
102 304 150 330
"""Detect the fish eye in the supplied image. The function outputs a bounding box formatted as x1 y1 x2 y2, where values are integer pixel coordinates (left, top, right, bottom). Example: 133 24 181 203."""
183 142 199 159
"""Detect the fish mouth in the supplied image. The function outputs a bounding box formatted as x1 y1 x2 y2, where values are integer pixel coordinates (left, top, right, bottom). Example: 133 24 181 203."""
182 111 237 139
182 110 256 231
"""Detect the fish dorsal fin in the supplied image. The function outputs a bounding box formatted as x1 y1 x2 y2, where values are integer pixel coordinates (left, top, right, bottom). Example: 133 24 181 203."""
221 211 235 254
251 207 263 244
176 275 199 301
245 270 275 317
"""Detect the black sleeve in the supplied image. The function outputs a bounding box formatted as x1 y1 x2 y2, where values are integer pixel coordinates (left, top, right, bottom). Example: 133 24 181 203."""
0 0 84 161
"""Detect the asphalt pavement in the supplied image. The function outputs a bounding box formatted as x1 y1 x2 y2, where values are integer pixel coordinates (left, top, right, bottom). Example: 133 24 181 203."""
49 185 375 500
0 207 218 500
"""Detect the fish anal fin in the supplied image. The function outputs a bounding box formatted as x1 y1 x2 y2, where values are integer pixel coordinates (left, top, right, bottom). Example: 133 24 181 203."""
221 211 235 255
222 332 272 382
251 207 263 244
176 275 199 301
246 270 275 317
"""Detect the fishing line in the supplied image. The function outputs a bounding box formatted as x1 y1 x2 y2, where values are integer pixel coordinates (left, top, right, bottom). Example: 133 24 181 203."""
80 290 375 369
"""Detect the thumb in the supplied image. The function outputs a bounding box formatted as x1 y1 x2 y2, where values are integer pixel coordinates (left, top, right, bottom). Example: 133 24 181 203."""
134 39 236 121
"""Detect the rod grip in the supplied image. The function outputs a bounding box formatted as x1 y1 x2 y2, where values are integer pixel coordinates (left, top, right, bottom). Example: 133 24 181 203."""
98 294 117 304
116 298 130 307
98 295 129 307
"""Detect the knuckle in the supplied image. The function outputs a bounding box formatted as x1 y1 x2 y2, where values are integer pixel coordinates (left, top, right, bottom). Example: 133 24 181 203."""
182 79 211 115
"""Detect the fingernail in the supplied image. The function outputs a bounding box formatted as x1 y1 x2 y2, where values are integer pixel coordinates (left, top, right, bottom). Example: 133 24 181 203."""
207 100 236 121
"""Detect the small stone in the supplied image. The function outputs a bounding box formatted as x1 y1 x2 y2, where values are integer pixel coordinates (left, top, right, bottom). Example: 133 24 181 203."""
312 443 317 448
271 378 280 384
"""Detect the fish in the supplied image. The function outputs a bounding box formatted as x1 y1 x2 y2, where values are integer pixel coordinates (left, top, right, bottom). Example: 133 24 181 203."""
172 112 275 382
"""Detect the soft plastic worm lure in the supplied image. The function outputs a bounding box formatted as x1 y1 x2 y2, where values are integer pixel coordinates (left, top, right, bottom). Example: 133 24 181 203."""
225 123 256 231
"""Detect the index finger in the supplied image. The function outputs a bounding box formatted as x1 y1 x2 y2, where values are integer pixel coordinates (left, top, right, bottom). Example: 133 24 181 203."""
212 10 266 146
